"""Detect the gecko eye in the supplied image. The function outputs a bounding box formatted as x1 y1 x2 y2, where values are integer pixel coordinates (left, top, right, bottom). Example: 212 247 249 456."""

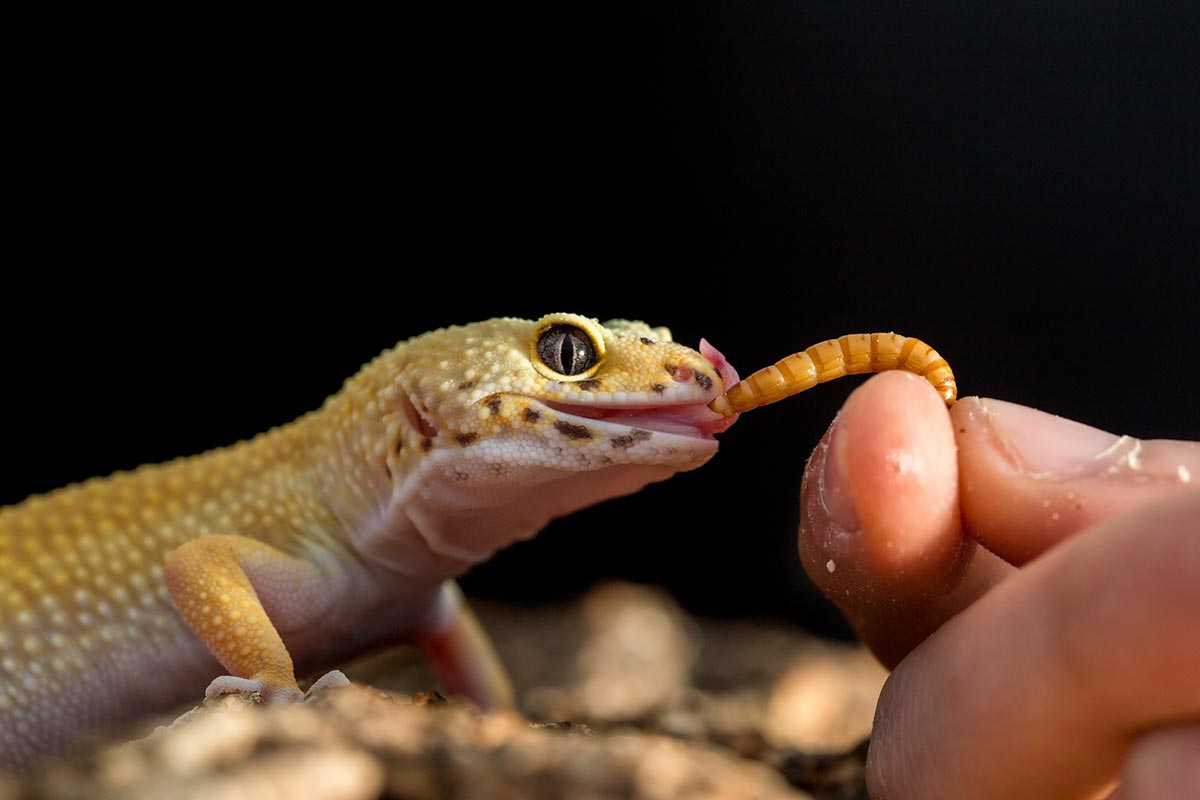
536 325 598 376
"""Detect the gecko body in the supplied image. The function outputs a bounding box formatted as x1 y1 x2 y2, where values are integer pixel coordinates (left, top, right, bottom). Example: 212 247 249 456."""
0 313 737 769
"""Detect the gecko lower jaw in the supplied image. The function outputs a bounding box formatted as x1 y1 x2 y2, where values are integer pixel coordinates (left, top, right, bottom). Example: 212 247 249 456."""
541 399 735 439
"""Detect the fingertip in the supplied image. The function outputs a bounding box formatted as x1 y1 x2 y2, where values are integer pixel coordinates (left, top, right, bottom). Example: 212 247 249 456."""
799 372 966 604
799 373 1009 665
840 371 962 575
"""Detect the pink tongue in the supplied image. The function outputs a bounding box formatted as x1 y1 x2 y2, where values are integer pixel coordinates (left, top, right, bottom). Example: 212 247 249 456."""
698 338 740 433
700 338 740 388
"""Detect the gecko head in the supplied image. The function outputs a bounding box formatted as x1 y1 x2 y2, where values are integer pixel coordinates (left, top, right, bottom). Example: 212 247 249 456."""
368 313 740 564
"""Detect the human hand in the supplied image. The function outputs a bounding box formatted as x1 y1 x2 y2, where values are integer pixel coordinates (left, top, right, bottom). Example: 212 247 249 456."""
799 371 1200 799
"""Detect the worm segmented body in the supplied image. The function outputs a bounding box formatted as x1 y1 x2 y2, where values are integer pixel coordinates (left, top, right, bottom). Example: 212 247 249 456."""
708 333 956 417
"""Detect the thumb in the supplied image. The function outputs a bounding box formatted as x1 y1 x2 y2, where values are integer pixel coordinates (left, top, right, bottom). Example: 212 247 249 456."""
953 398 1200 564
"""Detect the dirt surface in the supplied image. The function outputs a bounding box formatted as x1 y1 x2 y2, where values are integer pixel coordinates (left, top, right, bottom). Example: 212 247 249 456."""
5 583 884 799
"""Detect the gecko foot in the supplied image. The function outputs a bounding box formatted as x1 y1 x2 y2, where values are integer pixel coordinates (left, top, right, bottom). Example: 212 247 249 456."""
203 675 303 705
304 670 350 697
205 670 350 704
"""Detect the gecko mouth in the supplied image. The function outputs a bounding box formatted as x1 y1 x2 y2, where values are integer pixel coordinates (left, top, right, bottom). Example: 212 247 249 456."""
537 338 742 440
542 400 736 439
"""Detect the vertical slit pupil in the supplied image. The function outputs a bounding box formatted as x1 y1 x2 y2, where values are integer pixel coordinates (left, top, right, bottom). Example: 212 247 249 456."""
561 336 582 373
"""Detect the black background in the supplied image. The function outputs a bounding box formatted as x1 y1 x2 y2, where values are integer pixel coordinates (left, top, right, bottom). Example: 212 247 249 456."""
7 5 1197 637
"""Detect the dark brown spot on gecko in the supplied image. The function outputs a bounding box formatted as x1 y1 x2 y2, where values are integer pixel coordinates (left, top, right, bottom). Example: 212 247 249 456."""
453 470 469 482
421 438 433 452
577 379 601 391
524 408 541 423
456 432 479 446
396 439 404 454
554 420 593 440
664 364 677 377
695 372 713 391
640 337 655 345
610 429 653 449
458 380 476 391
651 383 666 394
484 394 503 415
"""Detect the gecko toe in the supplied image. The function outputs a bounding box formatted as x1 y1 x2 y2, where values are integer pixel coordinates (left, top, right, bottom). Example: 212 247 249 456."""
304 670 351 698
205 675 304 704
205 675 267 701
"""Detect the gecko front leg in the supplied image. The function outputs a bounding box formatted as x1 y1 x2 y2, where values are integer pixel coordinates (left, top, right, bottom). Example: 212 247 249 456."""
163 534 346 703
164 535 508 707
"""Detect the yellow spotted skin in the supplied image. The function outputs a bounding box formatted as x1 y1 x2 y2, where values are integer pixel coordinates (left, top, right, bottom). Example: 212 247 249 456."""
0 313 730 769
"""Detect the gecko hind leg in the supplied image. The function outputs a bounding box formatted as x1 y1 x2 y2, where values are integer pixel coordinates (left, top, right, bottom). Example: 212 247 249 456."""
416 582 515 709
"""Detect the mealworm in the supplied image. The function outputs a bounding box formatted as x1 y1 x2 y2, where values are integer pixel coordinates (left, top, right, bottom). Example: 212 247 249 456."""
708 333 956 417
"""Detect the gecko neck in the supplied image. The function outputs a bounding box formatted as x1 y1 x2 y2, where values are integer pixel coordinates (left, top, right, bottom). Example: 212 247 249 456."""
287 362 476 586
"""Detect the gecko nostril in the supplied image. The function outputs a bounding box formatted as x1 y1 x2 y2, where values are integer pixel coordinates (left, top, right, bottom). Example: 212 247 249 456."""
666 364 693 383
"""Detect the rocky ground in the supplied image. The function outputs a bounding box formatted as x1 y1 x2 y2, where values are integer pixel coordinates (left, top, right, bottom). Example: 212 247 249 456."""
3 583 886 799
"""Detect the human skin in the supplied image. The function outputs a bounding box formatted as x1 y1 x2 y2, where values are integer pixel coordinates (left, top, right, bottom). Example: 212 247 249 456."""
798 371 1200 800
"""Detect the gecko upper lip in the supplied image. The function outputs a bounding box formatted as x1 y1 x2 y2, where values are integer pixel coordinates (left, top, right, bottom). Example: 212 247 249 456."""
542 399 736 438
